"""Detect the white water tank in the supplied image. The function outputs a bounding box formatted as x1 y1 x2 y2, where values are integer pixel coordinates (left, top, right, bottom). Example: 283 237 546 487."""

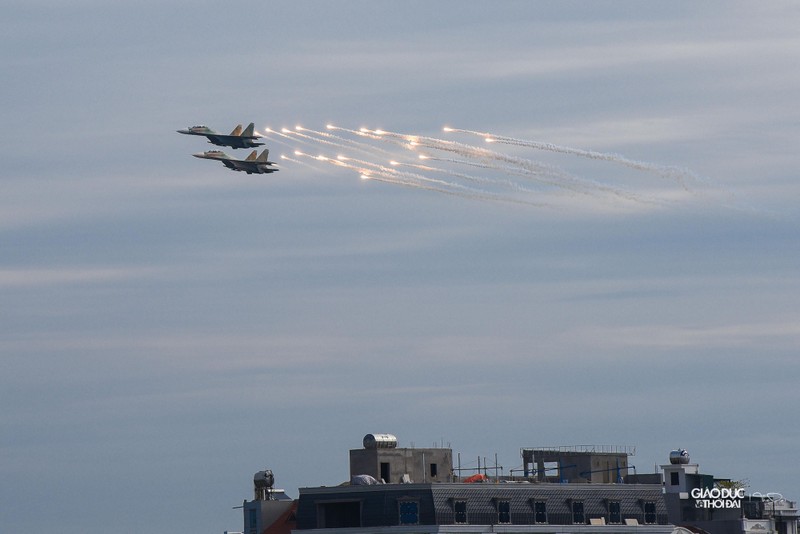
669 449 690 464
363 433 398 449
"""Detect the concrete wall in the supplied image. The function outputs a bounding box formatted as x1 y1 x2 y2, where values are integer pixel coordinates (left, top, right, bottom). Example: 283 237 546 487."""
350 448 453 483
243 499 294 534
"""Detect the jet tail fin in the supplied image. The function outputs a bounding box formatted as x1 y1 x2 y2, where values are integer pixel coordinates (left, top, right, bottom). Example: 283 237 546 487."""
256 149 271 162
242 123 256 137
230 124 243 136
245 150 258 161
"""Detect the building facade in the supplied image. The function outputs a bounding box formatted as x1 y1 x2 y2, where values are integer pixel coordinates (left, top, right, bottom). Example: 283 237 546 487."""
240 437 798 534
295 481 669 533
662 451 798 534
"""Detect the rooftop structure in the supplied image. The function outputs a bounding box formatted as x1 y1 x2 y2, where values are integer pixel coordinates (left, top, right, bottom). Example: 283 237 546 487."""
349 433 453 484
521 445 635 483
237 436 798 534
662 450 798 534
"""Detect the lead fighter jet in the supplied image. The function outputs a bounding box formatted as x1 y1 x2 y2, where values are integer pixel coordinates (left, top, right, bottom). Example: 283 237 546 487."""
193 149 279 174
177 122 264 149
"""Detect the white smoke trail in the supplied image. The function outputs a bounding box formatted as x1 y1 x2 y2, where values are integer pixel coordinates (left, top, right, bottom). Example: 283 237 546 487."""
288 128 358 152
295 151 547 207
295 152 480 198
301 125 395 157
279 154 327 171
447 127 695 189
265 128 302 141
276 124 692 208
425 152 646 201
293 127 362 151
423 155 502 172
371 128 646 202
360 166 549 207
418 155 571 193
285 151 340 173
337 156 492 195
393 160 540 195
368 128 579 180
263 129 305 150
326 125 386 142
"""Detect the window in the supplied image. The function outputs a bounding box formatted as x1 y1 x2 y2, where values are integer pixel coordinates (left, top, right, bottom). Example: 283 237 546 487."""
608 501 621 524
320 501 361 528
534 501 548 524
380 462 390 483
454 500 468 524
572 501 585 524
671 472 680 486
643 501 657 524
743 500 762 520
430 463 438 478
399 501 419 525
497 500 511 524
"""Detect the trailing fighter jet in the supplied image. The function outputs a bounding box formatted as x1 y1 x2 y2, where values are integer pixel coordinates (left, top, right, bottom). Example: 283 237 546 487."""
177 122 264 149
193 149 279 174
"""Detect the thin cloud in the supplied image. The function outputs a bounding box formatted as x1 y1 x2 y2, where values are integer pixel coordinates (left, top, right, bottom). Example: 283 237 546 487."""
0 266 160 288
572 319 800 351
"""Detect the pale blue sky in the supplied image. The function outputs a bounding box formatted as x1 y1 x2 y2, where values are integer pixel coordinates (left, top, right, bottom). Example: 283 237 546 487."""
2 2 799 533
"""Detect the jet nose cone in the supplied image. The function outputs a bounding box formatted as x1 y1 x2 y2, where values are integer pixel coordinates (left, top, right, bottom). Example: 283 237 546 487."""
192 153 205 158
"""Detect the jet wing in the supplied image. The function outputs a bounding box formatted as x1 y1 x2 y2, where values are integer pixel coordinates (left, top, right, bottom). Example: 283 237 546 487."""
178 124 263 148
230 161 278 174
205 135 265 148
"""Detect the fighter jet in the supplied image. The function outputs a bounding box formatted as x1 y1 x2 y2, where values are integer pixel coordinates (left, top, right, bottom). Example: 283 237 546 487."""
177 122 264 149
193 149 279 174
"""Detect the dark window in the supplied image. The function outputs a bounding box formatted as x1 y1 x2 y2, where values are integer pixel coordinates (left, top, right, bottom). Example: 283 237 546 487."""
534 501 548 524
320 501 361 528
454 500 468 524
380 462 390 483
399 501 419 525
671 472 680 485
743 500 763 520
498 500 511 524
608 501 621 524
430 463 438 478
572 501 585 524
644 501 657 524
